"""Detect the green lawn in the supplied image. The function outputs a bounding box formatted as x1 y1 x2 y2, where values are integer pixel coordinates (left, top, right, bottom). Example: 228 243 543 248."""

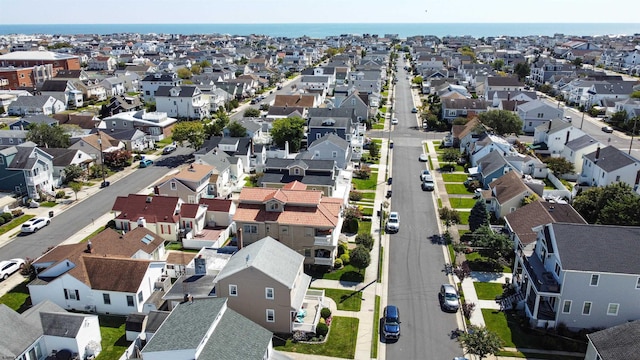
449 197 478 209
39 201 57 207
442 173 470 182
444 183 474 195
360 206 374 217
371 123 384 130
358 191 376 200
466 251 512 273
371 295 381 358
0 280 30 313
312 288 362 311
352 173 379 190
0 214 34 236
274 316 358 358
96 315 129 360
358 220 372 235
440 163 466 172
458 211 470 225
482 309 587 353
379 106 388 114
437 198 443 208
473 282 504 300
308 264 365 283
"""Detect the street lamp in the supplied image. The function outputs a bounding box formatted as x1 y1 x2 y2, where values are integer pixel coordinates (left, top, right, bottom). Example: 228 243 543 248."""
97 131 107 186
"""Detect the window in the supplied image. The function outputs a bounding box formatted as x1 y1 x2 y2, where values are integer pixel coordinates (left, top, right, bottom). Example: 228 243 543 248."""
229 284 238 296
305 227 313 237
170 182 177 190
266 309 275 322
127 295 135 307
636 277 640 289
265 287 274 299
607 303 619 316
281 226 288 233
304 249 311 257
562 300 571 313
243 224 258 234
582 301 592 315
138 291 143 302
590 274 599 286
64 289 80 301
332 151 337 158
554 263 560 276
103 293 111 305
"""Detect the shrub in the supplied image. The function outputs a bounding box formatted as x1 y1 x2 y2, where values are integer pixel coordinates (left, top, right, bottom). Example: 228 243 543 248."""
462 301 476 320
339 253 350 265
55 190 66 199
12 209 24 217
0 217 5 225
1 213 11 222
292 331 307 342
355 233 374 250
319 317 326 324
337 242 349 256
333 258 343 269
320 307 332 319
325 316 332 327
315 322 329 337
353 165 371 179
349 190 363 201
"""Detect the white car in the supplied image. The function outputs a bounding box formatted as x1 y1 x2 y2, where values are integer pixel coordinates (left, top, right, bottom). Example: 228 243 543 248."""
0 258 25 280
420 169 433 182
21 217 50 233
391 118 398 125
419 153 429 162
386 212 400 233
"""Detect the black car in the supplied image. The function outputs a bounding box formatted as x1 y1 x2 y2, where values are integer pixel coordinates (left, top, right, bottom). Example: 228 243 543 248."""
100 181 110 188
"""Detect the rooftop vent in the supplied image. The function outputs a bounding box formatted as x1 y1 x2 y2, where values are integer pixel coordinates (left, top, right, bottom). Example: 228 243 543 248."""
146 196 153 203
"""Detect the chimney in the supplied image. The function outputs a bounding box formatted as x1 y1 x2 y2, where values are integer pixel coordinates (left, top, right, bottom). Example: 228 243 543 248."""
507 92 510 101
86 241 93 253
237 228 243 250
595 146 600 160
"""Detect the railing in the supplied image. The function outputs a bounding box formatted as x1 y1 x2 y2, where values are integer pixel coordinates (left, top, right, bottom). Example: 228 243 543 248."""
314 234 332 246
314 257 333 266
522 256 561 293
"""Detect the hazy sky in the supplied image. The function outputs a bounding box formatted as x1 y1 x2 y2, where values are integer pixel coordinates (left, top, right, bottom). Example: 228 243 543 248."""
4 0 639 24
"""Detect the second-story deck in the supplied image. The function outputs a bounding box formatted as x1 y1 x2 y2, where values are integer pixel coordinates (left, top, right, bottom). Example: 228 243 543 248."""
522 252 561 293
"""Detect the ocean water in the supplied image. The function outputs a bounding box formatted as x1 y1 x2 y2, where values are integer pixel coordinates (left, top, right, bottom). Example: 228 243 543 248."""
0 23 638 38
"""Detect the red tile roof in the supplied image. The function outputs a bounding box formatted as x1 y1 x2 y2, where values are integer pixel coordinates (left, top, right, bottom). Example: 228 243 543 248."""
238 187 322 206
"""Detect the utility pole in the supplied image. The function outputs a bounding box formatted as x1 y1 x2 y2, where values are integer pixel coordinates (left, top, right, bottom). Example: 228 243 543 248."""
629 117 638 155
97 131 107 186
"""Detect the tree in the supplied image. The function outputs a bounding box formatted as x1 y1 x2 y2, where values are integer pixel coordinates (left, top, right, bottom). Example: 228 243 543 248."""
172 121 206 150
572 58 583 67
439 207 461 230
270 116 305 152
491 59 504 71
349 245 371 273
442 148 461 168
26 123 71 148
630 90 640 99
227 121 247 137
468 199 490 232
243 108 261 118
63 164 84 184
104 149 132 169
514 62 531 81
543 157 574 176
471 226 512 261
69 182 82 201
573 182 640 225
355 233 374 250
176 67 192 79
478 110 523 136
411 76 423 85
369 140 380 158
457 325 504 359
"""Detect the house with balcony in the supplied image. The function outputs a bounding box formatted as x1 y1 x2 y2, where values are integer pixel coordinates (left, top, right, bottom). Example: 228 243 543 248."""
111 194 183 241
0 300 102 360
0 142 55 200
214 236 327 334
511 223 640 330
259 158 338 197
299 133 351 170
28 227 166 316
41 147 94 186
140 72 182 102
100 110 178 142
441 98 490 123
138 297 277 360
155 85 209 120
233 184 343 266
578 145 640 189
532 119 586 157
194 136 253 177
154 163 217 204
176 198 235 250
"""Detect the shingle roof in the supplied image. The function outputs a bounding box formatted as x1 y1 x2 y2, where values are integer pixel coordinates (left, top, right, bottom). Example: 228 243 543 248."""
111 194 180 224
584 145 640 172
504 201 586 246
564 134 600 151
83 257 152 292
489 171 529 204
587 319 640 359
553 223 640 273
0 305 41 358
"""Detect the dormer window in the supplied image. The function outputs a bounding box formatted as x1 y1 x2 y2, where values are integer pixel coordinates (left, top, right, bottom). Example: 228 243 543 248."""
270 203 279 211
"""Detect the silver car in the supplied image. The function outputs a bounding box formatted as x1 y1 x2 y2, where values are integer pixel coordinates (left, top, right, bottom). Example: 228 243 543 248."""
439 284 460 312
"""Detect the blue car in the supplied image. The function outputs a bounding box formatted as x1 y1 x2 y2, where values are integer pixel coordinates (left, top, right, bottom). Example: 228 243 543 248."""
382 305 400 340
139 159 153 168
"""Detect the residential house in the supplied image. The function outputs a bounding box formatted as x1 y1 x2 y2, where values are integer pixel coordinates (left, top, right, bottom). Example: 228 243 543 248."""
69 131 124 164
105 128 152 152
529 61 577 85
87 55 117 71
441 98 490 122
0 142 54 199
154 163 217 203
195 136 252 177
111 194 183 241
28 227 167 315
348 69 382 94
560 135 601 176
307 107 357 144
265 106 305 121
272 94 319 109
512 223 640 330
299 133 351 169
516 100 564 134
0 129 28 146
139 298 277 360
8 114 58 130
584 320 640 360
233 185 343 266
7 95 65 116
102 94 144 116
469 133 518 167
338 89 375 121
140 72 182 102
482 170 536 218
0 300 102 360
533 120 586 157
484 76 525 100
100 76 127 97
53 112 99 132
101 110 178 142
578 145 640 189
39 79 83 108
155 85 209 120
41 148 93 186
586 81 635 108
452 117 483 152
214 236 327 334
259 157 338 197
298 75 331 97
75 78 108 102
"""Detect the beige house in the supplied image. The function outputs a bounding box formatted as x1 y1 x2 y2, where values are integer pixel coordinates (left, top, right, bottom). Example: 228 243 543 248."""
154 163 216 203
214 236 326 334
484 171 535 218
233 183 343 266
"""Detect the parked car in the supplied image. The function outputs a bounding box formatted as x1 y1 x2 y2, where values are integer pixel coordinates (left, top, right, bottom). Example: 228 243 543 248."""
411 107 418 113
601 126 614 133
439 284 460 312
21 217 50 233
139 159 153 168
386 212 400 233
564 115 572 122
382 305 401 340
420 169 433 181
100 181 110 188
419 153 428 162
391 118 398 125
0 258 25 280
421 180 435 191
162 145 177 154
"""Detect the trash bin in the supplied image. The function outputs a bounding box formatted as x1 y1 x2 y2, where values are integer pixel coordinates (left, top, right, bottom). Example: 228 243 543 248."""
48 210 54 218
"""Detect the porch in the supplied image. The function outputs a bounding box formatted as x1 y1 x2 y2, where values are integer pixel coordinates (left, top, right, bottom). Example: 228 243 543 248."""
291 289 327 334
